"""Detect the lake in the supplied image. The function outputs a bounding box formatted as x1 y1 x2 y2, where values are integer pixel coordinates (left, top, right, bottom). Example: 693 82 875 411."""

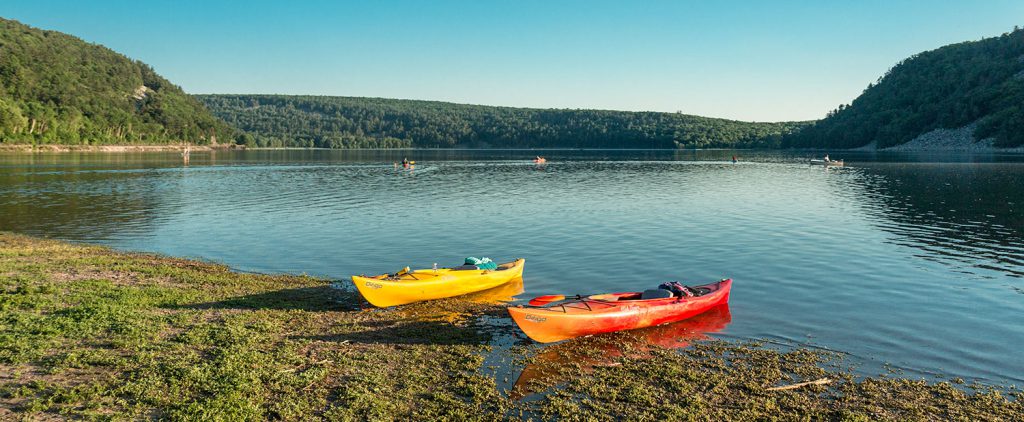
1 149 1022 386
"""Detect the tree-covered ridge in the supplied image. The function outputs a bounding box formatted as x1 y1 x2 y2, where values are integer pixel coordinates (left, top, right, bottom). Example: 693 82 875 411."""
0 18 233 145
198 94 809 149
785 27 1024 149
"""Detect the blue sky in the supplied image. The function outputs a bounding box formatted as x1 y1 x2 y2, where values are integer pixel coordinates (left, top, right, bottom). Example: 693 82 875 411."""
5 1 1023 121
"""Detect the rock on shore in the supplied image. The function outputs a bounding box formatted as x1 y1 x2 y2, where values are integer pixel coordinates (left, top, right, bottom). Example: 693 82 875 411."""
881 123 1024 152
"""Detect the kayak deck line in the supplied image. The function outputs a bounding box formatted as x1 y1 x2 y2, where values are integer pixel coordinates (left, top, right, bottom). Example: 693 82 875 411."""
521 280 725 313
529 298 621 313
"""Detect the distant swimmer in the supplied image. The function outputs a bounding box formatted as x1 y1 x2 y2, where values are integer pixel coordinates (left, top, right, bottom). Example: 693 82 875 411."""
534 156 546 164
731 155 737 163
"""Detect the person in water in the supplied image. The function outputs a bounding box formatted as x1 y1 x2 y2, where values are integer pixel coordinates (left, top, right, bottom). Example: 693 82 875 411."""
402 157 410 168
824 154 830 162
731 155 737 163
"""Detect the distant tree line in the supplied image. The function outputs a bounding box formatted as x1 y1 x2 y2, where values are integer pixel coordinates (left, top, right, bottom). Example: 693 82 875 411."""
784 27 1024 149
198 95 809 149
8 15 1024 151
0 18 234 145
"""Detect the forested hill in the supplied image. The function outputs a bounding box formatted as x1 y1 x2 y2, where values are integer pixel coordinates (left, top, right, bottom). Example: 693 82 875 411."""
784 27 1024 149
198 95 809 149
0 18 233 145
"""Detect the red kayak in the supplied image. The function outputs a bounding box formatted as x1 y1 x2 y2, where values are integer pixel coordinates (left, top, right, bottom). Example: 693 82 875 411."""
508 279 732 343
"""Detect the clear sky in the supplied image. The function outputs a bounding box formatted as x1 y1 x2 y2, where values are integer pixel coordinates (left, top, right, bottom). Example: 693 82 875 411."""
5 1 1023 121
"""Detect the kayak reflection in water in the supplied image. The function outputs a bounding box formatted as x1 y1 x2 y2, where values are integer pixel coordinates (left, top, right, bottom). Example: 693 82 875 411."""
510 303 731 400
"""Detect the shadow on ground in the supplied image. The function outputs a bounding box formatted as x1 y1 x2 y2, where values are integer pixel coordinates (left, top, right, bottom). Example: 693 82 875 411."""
298 316 489 345
173 285 362 312
298 323 484 345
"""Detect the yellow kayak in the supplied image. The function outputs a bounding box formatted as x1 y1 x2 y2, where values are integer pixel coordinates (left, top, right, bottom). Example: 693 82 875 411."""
351 258 526 307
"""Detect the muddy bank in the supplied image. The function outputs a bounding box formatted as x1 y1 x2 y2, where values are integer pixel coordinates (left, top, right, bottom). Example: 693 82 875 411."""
0 232 1020 420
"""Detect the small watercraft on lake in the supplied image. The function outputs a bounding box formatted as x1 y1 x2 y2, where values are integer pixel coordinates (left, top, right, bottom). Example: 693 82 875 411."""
810 159 843 167
352 258 525 307
508 278 732 343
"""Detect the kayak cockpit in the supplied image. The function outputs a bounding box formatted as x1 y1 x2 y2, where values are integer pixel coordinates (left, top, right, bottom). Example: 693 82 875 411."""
449 259 523 271
585 282 721 302
370 258 524 282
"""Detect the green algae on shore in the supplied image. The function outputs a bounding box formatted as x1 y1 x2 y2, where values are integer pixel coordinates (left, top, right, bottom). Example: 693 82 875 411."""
0 232 1021 420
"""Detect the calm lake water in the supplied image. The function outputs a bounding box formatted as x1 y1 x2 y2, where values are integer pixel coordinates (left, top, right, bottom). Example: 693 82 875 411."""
2 149 1023 385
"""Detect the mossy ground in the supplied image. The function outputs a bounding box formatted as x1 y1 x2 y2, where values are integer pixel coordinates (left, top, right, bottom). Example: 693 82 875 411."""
1 232 1020 420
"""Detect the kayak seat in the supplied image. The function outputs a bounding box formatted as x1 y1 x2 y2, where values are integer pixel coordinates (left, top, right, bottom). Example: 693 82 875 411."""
641 289 673 300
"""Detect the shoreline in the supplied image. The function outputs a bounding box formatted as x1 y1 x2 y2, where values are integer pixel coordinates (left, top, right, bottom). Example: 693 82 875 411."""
0 144 246 153
2 143 1024 154
0 232 1020 419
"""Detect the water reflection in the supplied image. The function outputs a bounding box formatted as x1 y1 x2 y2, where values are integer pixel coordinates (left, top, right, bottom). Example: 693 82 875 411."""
1 150 1023 385
858 163 1024 277
0 167 172 240
510 304 731 399
463 277 525 303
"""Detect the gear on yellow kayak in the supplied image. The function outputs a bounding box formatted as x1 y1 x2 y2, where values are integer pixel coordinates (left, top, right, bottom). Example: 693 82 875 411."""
352 258 525 307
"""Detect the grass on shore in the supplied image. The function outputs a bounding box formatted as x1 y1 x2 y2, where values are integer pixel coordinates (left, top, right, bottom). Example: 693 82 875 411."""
0 232 1021 420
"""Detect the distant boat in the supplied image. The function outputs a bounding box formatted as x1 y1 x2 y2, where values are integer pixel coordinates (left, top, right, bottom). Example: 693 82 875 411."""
810 159 843 167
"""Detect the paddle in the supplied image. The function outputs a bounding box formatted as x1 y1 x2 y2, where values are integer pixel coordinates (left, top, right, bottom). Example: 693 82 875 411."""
395 266 418 280
528 294 567 306
528 288 696 306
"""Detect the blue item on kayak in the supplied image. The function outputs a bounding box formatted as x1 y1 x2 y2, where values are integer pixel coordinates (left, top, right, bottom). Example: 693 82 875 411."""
477 258 497 270
464 256 497 270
